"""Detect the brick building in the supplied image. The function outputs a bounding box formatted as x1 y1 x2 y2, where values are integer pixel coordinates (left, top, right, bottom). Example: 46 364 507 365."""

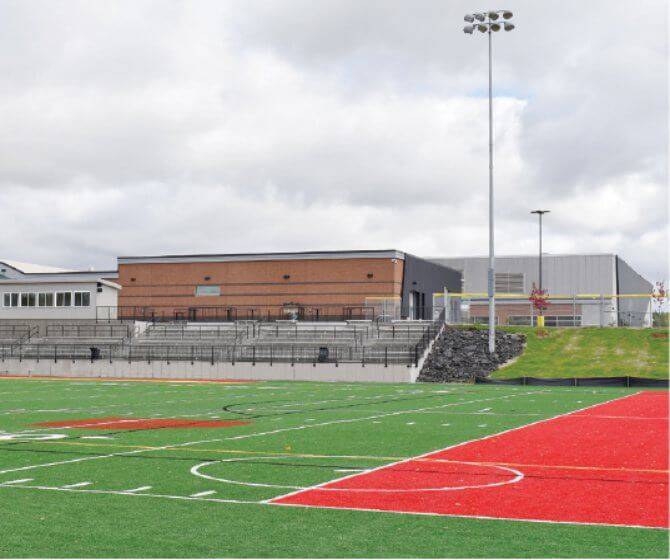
115 250 461 321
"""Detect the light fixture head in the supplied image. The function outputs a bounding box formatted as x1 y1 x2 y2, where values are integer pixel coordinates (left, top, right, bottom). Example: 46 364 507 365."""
488 11 500 20
463 24 474 34
490 22 501 31
477 24 488 32
502 10 513 19
503 21 515 31
464 14 475 22
474 13 486 22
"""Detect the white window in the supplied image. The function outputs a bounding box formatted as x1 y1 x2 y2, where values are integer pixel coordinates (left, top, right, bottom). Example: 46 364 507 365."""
195 285 221 296
494 272 525 294
20 293 36 307
74 292 90 307
56 292 72 307
10 293 18 307
38 293 54 307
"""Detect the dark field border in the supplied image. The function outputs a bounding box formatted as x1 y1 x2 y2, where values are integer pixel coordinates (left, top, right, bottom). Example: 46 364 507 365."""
477 376 669 387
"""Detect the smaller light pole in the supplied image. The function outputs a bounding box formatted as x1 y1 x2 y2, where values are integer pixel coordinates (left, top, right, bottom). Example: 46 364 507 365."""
530 210 550 313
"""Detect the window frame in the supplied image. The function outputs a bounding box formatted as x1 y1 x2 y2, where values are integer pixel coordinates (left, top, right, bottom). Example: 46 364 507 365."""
56 292 72 307
38 292 54 307
74 291 91 307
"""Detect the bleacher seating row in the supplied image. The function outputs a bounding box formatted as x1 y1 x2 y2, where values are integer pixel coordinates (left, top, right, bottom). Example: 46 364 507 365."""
0 320 440 366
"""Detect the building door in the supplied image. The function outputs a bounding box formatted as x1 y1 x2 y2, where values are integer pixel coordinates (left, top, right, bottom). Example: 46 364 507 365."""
412 291 421 320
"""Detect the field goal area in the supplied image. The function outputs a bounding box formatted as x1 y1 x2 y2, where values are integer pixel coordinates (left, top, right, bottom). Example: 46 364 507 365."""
0 379 667 531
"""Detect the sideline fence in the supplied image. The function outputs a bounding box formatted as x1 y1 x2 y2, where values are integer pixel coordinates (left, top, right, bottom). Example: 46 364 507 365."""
432 292 657 328
476 376 668 388
0 341 428 367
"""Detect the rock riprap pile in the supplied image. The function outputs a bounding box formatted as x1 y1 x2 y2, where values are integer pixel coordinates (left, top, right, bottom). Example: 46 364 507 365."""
418 326 525 382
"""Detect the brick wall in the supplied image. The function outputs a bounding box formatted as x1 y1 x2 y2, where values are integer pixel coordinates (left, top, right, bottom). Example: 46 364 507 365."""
117 257 404 318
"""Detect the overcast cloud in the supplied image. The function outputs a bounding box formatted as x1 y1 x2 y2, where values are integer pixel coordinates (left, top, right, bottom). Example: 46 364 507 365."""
0 0 667 282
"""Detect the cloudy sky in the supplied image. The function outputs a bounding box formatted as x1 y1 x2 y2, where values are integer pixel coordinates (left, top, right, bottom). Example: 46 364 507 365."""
0 0 667 282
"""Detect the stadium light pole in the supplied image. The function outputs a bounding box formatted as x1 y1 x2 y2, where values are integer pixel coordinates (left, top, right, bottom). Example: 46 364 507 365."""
463 10 515 354
530 210 550 299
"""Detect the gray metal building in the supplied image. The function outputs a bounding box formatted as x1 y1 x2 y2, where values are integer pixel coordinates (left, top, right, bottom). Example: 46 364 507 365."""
430 254 653 327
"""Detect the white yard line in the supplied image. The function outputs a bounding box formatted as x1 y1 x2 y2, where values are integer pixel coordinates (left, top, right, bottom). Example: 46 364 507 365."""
122 486 152 493
0 481 260 505
2 478 33 485
190 490 217 497
60 481 92 488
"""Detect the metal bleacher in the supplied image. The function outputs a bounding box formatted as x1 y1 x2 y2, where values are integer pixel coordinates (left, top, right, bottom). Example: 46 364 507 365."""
1 319 441 367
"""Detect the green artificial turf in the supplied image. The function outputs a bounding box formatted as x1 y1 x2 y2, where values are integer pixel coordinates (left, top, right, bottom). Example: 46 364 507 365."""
492 327 669 379
0 377 666 558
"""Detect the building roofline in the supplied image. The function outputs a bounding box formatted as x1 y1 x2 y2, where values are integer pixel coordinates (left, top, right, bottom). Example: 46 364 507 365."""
431 253 617 260
0 276 119 286
14 270 118 276
118 249 406 265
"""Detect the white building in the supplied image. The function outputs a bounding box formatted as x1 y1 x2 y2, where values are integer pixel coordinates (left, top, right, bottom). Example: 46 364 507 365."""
0 261 120 320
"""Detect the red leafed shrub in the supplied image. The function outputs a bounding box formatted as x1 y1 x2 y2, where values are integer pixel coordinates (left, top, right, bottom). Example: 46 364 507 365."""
529 283 549 312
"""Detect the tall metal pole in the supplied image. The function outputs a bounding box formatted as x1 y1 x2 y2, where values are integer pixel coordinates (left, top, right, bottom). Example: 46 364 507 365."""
538 212 543 292
531 209 550 316
463 10 515 353
487 28 495 354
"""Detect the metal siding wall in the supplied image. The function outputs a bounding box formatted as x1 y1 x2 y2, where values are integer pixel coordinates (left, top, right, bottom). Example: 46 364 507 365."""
402 255 461 317
432 255 617 295
616 256 653 326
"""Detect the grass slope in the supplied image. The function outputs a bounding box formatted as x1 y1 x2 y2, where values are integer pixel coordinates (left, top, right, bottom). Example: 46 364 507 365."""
493 327 669 379
0 377 666 558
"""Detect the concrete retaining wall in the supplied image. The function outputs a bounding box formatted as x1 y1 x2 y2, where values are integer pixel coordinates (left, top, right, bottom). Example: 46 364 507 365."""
0 358 417 383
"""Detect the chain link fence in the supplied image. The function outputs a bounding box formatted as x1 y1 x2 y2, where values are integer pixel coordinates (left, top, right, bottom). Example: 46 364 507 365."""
432 292 656 328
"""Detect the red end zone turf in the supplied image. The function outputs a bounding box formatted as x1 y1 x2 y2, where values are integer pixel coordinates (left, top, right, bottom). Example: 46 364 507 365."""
271 391 669 529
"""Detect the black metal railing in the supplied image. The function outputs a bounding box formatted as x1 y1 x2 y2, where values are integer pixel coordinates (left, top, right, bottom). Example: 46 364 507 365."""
96 304 439 323
45 323 132 339
0 325 35 340
0 341 423 367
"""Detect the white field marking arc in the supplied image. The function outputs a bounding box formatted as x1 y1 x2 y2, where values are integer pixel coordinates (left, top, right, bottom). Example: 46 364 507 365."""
3 478 33 485
0 389 560 477
190 456 524 493
0 390 560 477
267 391 643 504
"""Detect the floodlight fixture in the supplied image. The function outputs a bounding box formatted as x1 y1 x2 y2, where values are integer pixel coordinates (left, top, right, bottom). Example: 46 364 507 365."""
464 14 475 22
474 13 486 21
502 10 513 19
463 25 474 34
504 22 515 31
488 11 500 20
490 22 501 31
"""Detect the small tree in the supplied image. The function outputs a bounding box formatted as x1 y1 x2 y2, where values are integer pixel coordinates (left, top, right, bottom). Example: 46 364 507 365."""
652 281 667 327
529 282 549 313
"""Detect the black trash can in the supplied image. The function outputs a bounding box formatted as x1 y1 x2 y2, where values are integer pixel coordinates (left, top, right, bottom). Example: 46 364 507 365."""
90 347 100 361
317 347 329 363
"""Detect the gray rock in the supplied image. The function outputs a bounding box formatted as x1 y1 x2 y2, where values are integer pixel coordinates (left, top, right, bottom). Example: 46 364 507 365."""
417 326 525 383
